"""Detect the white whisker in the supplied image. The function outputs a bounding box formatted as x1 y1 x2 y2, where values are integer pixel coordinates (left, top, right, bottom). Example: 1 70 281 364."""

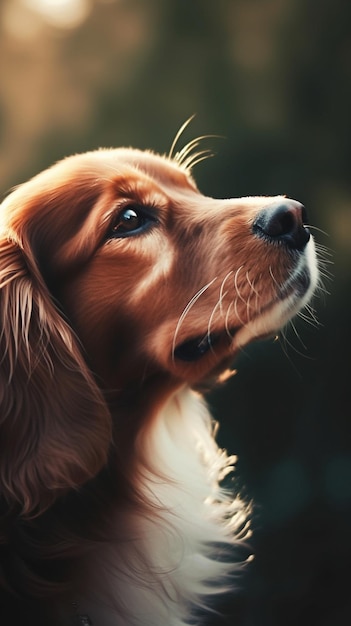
171 278 217 361
315 242 333 257
207 296 225 355
269 265 282 290
225 301 235 339
233 295 246 327
233 266 247 305
304 303 319 324
182 150 215 171
306 224 330 238
245 271 258 320
277 330 304 376
246 271 260 299
169 119 223 170
290 319 307 350
175 137 213 164
169 115 196 160
219 271 234 318
315 281 331 296
297 311 320 329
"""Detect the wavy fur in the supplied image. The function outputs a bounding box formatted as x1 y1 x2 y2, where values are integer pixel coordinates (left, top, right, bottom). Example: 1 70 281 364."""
0 145 318 625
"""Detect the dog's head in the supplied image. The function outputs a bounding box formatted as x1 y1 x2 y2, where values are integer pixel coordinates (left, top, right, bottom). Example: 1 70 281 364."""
0 147 318 513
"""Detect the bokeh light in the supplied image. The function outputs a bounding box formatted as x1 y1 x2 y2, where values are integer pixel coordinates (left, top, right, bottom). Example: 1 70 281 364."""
24 0 91 29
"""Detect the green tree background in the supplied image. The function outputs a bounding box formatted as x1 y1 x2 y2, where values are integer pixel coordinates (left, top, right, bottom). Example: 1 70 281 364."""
1 1 350 624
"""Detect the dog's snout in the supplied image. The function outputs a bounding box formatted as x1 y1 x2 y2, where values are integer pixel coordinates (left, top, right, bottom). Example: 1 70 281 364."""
252 200 310 251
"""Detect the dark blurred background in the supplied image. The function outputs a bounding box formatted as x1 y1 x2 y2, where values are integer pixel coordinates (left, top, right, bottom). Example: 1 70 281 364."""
1 1 350 624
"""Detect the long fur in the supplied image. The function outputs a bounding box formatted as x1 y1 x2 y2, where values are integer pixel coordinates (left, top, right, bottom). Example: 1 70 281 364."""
0 142 319 625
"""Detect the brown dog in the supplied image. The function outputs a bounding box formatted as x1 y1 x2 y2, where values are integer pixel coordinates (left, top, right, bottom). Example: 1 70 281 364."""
0 142 319 625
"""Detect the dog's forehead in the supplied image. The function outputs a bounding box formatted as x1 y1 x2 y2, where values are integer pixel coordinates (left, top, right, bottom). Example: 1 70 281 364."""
91 148 198 191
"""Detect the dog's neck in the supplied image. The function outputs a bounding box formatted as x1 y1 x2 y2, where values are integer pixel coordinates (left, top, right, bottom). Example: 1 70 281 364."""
61 387 247 626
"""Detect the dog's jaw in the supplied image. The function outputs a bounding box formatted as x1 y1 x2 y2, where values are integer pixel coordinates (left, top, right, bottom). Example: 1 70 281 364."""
168 237 319 385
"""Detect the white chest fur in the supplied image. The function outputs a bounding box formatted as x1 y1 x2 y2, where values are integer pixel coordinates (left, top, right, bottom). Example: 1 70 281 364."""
74 389 249 626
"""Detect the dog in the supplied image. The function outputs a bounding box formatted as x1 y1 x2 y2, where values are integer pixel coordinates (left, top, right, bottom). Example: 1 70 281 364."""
0 134 319 625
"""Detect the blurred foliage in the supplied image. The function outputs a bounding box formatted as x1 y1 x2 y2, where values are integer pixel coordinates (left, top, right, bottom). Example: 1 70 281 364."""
0 0 351 624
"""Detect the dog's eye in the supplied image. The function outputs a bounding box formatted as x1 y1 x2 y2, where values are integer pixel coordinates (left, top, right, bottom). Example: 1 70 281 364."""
108 206 152 239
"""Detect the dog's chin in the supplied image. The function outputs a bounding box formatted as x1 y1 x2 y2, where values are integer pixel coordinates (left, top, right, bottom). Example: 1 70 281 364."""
172 332 264 389
171 299 308 387
168 253 318 388
171 329 241 388
173 328 238 363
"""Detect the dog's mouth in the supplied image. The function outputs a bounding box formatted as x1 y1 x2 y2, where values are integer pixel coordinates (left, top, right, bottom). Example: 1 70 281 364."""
174 329 238 362
173 255 318 365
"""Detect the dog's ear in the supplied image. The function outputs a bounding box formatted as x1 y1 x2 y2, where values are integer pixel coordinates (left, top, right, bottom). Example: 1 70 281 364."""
0 237 112 515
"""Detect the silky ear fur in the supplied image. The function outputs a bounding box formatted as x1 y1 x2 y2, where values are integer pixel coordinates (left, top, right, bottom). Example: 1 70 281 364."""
0 236 112 516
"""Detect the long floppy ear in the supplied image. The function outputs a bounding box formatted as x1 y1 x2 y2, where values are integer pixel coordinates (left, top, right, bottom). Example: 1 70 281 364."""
0 237 112 516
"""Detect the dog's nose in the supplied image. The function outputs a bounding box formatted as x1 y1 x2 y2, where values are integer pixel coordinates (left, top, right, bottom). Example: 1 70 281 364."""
252 200 310 251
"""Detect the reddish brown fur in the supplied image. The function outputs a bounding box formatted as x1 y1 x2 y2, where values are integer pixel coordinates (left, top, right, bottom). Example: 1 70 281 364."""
0 147 315 618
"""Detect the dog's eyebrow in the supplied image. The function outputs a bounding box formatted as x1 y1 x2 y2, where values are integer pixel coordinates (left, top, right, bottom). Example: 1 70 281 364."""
113 188 170 213
110 173 170 207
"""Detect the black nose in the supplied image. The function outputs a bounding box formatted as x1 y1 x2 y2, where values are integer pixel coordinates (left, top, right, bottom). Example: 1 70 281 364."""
252 200 310 251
